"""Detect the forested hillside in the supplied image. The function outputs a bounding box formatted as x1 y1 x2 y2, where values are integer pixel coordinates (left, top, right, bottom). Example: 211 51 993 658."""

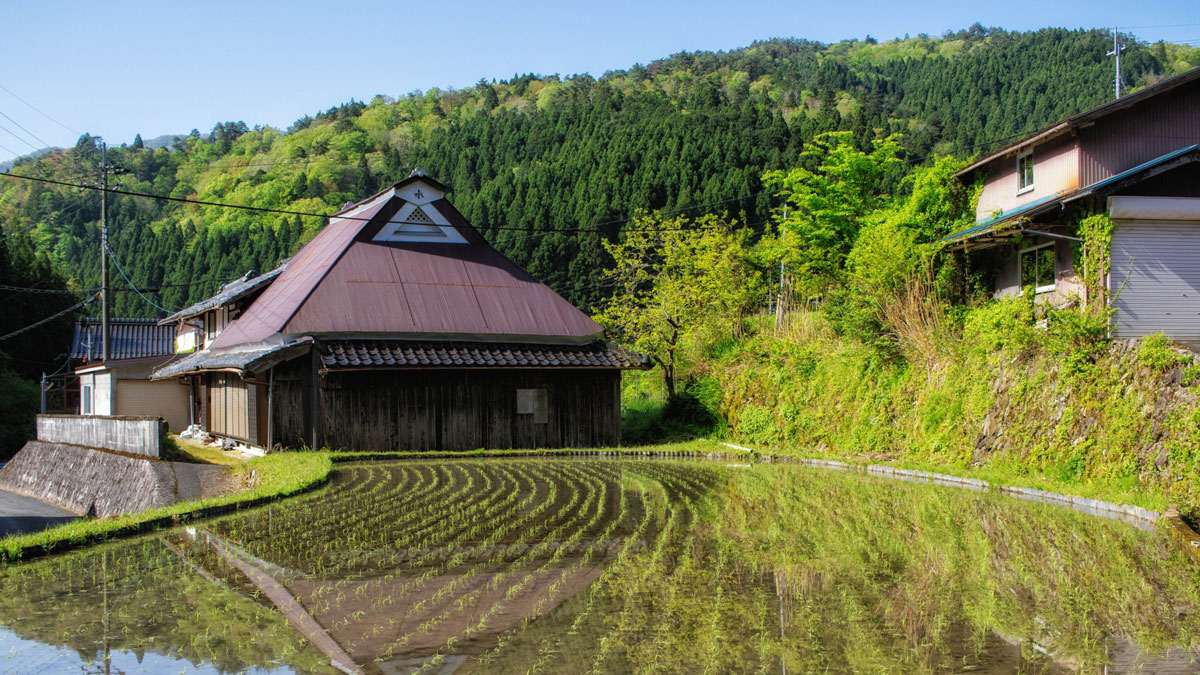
0 26 1196 329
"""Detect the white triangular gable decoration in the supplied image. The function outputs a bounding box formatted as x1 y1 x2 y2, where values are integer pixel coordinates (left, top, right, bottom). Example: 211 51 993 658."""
373 200 468 244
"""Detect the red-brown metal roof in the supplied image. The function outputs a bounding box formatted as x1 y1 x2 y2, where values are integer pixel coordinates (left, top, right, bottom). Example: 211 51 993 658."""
211 178 602 349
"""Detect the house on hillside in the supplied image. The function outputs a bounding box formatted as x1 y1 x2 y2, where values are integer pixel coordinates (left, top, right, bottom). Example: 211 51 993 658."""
73 317 189 431
153 170 648 451
943 66 1200 339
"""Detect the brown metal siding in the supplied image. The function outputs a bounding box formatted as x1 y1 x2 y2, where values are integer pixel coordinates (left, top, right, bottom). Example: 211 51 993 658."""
1079 83 1200 186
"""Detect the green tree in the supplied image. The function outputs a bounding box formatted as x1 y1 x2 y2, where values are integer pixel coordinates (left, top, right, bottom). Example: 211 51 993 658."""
763 131 902 294
595 213 764 396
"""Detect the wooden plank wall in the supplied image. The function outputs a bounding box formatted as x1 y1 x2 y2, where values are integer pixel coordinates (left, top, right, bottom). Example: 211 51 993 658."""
270 358 310 449
307 369 621 451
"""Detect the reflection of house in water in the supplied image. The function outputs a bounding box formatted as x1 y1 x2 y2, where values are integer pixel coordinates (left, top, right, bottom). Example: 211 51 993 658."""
176 526 616 673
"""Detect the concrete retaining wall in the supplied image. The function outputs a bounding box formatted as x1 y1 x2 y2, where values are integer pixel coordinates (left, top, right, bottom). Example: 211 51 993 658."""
36 414 164 458
0 441 229 518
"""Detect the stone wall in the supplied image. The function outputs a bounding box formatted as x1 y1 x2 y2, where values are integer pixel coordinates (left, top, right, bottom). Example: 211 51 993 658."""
36 414 164 458
0 441 230 517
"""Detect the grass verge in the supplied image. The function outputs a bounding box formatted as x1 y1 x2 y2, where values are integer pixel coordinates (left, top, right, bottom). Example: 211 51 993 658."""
0 451 332 563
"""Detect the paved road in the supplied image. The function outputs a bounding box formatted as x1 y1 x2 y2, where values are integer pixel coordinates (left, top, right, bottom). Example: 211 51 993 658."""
0 490 78 537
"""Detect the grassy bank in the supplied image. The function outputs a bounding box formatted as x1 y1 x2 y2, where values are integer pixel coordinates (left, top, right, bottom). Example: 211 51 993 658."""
0 451 332 562
629 303 1200 523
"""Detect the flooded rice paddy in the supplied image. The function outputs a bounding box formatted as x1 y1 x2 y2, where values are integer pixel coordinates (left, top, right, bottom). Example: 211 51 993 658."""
1 458 1199 674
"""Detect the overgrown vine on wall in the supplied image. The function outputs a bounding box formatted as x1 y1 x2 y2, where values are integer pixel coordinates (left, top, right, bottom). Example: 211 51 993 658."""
1078 212 1114 310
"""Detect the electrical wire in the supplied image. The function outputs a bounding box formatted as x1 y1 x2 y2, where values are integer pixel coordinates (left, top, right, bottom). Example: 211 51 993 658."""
105 245 176 314
0 121 40 151
0 283 90 295
0 110 51 149
0 293 96 342
0 170 769 233
0 82 80 136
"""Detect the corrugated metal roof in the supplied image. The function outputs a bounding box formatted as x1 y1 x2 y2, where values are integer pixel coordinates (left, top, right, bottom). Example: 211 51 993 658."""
71 318 175 362
158 261 289 325
210 177 602 349
319 339 650 370
956 66 1200 180
941 145 1200 246
152 340 312 379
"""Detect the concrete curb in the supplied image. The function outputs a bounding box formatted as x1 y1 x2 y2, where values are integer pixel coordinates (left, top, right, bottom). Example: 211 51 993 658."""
1164 505 1200 564
718 442 1165 530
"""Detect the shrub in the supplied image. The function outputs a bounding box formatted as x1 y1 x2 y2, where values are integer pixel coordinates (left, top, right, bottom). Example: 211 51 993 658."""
961 297 1037 357
1137 332 1186 372
1045 306 1111 375
736 405 779 446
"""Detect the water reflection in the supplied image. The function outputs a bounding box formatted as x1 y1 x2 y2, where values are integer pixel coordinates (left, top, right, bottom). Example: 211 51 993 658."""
0 459 1196 674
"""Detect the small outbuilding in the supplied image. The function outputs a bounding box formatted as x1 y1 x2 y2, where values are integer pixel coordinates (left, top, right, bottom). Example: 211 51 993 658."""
155 171 648 451
72 317 190 432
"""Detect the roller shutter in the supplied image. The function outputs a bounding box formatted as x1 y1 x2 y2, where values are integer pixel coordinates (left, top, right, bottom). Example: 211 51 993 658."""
1111 221 1200 340
116 380 189 433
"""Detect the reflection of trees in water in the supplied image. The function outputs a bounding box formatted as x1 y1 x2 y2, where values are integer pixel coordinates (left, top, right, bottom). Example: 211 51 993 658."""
1 460 1199 674
723 466 1200 673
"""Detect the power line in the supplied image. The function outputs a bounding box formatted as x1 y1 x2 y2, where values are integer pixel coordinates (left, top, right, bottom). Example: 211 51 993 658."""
0 293 96 342
0 121 40 151
1117 23 1200 30
0 110 52 149
0 170 769 233
105 245 175 314
0 283 89 295
0 82 80 136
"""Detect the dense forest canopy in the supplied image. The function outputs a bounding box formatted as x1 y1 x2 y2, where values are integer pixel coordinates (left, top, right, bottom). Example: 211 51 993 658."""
0 26 1197 349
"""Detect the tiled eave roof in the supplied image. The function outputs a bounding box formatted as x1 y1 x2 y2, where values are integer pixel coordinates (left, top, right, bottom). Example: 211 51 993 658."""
158 261 288 326
152 339 312 379
71 318 175 362
319 340 651 371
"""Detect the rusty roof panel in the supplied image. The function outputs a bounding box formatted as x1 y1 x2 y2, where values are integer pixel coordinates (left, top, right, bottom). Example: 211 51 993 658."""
403 282 489 334
210 193 394 348
388 244 473 286
212 178 602 348
319 339 649 370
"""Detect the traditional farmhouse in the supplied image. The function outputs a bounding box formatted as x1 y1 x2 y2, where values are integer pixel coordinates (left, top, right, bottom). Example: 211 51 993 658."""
73 317 189 431
154 171 647 451
943 66 1200 339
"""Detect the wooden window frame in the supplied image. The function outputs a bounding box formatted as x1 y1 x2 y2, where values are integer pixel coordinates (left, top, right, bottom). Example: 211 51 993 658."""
516 388 549 424
1017 151 1034 194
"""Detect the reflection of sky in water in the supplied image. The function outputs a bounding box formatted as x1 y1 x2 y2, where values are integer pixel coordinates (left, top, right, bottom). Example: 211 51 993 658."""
0 626 298 675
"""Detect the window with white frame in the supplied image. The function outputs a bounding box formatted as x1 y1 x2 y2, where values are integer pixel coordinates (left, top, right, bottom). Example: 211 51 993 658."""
81 384 92 415
1017 151 1034 193
1020 242 1056 293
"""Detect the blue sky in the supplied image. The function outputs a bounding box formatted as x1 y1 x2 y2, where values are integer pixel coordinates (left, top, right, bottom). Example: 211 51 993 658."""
1 0 1198 163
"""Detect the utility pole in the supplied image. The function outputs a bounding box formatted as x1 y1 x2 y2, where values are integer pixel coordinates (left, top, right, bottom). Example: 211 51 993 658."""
99 140 110 362
90 139 126 363
1108 28 1125 100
